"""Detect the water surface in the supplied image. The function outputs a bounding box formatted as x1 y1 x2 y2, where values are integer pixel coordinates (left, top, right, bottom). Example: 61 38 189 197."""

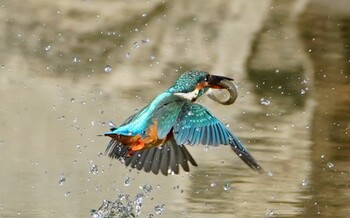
0 0 349 217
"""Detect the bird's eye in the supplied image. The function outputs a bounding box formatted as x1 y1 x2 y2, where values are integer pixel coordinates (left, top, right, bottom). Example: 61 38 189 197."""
204 75 210 81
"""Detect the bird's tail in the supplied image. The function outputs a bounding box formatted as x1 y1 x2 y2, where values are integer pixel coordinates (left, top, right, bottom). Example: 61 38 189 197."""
228 133 264 173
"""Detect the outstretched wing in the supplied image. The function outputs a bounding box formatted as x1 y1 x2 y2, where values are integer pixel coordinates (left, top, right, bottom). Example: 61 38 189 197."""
173 103 231 146
173 103 263 173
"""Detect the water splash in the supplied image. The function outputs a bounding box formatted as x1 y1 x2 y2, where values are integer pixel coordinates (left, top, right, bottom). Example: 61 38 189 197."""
91 184 155 217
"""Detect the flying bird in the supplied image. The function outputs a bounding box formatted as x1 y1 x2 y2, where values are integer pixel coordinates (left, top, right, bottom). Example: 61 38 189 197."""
104 70 263 175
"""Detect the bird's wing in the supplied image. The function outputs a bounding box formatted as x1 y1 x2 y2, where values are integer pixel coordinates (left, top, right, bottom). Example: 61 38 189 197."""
107 94 185 138
153 96 186 139
173 103 230 145
123 138 197 176
173 103 264 173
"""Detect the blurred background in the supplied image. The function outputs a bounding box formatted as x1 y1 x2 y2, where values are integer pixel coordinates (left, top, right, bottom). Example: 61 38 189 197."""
0 0 349 217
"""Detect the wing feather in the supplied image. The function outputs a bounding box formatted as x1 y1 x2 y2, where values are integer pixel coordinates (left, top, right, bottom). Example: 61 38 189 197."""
173 103 264 173
119 138 198 175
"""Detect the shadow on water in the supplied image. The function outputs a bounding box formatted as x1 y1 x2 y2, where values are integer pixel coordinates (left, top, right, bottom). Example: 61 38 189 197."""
0 0 349 217
297 1 350 216
246 0 310 108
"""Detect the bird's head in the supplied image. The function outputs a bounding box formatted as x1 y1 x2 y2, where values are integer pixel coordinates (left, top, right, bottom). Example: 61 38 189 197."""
168 70 235 103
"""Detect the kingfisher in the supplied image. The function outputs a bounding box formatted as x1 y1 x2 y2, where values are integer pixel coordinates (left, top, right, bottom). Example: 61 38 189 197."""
104 70 264 175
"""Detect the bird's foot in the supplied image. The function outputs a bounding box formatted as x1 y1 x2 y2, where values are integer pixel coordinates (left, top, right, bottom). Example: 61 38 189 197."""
131 140 145 151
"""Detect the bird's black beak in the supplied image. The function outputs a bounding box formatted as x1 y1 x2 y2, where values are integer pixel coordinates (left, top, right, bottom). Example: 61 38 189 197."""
207 74 233 89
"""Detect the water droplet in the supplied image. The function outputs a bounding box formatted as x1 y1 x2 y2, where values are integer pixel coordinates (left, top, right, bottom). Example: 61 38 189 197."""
301 89 306 95
301 179 308 187
327 162 335 168
142 13 147 17
44 45 51 51
150 55 155 60
154 204 165 215
104 65 112 73
210 182 216 188
266 209 277 217
204 145 209 152
124 176 131 186
89 163 99 174
225 123 230 128
141 184 153 195
223 183 231 191
58 174 66 186
268 171 273 177
126 52 131 58
72 57 79 63
308 49 312 52
134 193 144 216
275 69 280 73
108 121 117 128
97 152 103 158
141 38 150 43
187 111 193 116
133 41 139 48
64 191 71 197
70 98 75 102
260 98 271 105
